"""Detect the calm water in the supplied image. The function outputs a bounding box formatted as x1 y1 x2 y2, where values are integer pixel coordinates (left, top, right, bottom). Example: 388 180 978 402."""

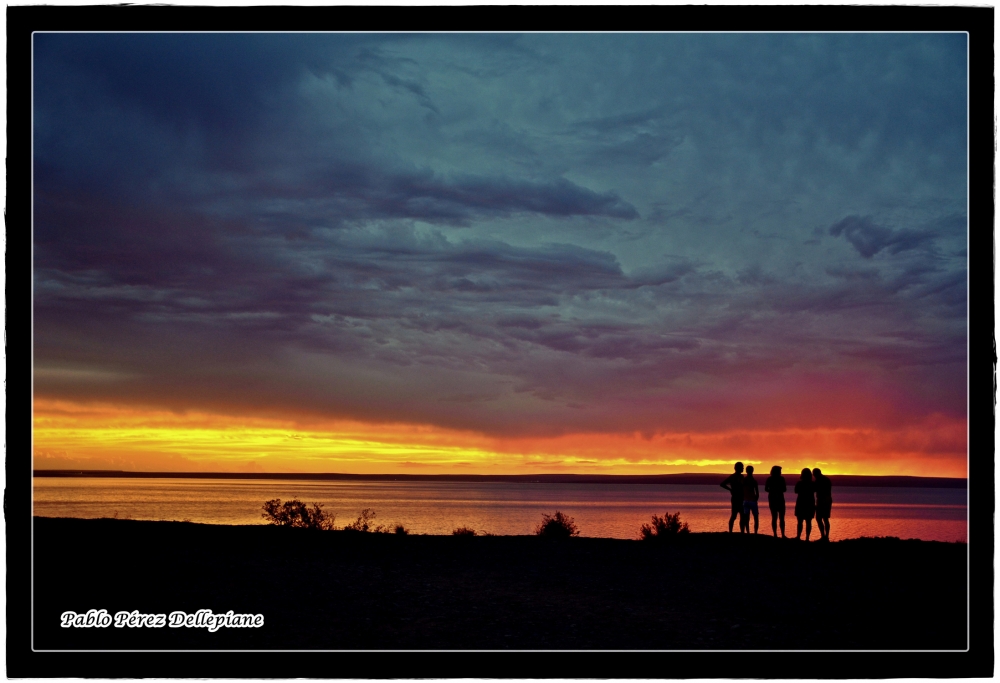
32 478 968 543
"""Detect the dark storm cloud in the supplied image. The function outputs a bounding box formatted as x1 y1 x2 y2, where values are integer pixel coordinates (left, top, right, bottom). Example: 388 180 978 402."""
33 33 968 436
34 34 638 239
33 33 368 133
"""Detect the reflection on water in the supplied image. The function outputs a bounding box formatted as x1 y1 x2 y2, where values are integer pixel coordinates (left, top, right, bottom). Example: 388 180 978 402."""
32 478 968 542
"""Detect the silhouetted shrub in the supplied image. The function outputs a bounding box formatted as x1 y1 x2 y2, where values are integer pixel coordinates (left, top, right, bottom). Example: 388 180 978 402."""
535 511 579 538
343 508 386 533
393 524 410 535
639 511 690 540
262 498 335 530
452 526 477 536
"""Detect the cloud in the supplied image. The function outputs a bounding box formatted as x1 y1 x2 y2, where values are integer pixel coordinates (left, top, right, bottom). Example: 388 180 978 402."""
31 33 968 452
32 211 966 437
310 171 640 223
828 215 938 258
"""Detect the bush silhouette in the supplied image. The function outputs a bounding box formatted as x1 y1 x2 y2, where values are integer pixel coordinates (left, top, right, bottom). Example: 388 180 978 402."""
535 511 579 538
639 511 690 540
393 524 410 535
452 526 477 536
343 508 386 533
261 498 335 530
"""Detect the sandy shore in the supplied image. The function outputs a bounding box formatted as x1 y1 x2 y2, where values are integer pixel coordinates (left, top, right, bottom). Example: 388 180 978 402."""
33 517 967 651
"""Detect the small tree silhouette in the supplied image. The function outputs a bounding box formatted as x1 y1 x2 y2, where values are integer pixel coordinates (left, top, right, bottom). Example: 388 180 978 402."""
452 526 477 536
535 511 579 538
639 511 690 540
344 508 385 533
261 498 335 530
393 524 410 535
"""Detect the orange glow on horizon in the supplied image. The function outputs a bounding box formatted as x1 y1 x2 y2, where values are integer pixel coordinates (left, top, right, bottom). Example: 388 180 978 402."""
32 399 968 478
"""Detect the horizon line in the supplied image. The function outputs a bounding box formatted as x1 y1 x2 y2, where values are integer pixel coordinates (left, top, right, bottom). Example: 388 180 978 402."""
32 469 968 487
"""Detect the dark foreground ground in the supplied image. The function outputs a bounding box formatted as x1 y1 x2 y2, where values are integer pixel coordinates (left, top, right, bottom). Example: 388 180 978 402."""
33 517 967 651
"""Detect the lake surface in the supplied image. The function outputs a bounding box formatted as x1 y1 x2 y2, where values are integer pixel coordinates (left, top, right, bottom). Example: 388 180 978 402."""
32 477 968 543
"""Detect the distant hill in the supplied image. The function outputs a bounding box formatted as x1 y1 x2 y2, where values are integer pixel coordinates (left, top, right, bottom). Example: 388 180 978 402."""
32 469 967 488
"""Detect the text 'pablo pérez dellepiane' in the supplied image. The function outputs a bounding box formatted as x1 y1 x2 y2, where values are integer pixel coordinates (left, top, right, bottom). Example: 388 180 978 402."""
61 609 264 631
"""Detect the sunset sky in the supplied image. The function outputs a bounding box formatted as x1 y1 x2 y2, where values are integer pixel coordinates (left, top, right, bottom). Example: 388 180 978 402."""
32 33 968 477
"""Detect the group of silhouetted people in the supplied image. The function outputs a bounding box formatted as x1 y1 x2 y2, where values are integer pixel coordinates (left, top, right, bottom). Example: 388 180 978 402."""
721 461 832 541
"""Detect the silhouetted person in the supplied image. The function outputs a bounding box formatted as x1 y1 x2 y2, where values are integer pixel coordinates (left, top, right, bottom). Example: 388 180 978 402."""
794 468 814 541
765 465 787 538
720 461 745 533
813 468 832 541
742 465 760 534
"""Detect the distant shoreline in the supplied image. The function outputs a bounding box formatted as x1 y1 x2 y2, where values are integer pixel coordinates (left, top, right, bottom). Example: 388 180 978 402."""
32 469 967 488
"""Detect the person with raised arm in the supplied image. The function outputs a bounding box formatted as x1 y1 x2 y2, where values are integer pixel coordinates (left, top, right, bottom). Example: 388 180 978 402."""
794 468 815 541
720 461 745 533
765 465 787 538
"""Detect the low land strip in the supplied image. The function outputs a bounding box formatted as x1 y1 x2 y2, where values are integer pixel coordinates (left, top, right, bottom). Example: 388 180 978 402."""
34 517 967 651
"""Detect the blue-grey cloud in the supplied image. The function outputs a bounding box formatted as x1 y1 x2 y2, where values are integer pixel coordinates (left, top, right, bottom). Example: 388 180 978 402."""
32 32 968 436
828 215 938 258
